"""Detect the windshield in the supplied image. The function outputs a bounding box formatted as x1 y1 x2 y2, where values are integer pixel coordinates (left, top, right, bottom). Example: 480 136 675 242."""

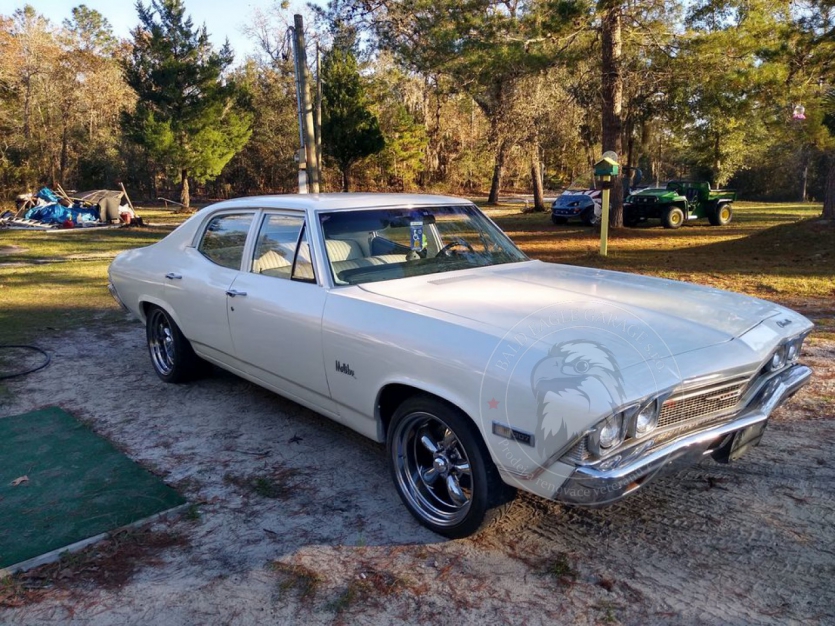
319 204 527 286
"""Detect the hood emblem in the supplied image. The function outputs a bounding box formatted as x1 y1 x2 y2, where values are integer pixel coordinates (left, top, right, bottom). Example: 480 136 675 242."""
776 319 792 328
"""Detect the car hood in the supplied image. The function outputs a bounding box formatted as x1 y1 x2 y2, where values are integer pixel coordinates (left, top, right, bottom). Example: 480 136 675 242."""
358 260 786 358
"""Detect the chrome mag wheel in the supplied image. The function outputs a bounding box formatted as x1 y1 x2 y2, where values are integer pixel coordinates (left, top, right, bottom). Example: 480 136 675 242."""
148 308 176 376
391 411 474 528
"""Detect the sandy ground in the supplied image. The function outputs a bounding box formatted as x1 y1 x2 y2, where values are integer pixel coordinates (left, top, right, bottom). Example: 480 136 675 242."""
1 325 833 625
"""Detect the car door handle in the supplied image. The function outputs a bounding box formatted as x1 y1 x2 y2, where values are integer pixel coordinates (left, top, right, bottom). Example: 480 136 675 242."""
165 272 182 280
226 289 247 297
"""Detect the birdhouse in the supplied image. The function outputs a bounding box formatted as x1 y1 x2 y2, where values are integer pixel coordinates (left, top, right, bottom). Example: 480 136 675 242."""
594 157 619 178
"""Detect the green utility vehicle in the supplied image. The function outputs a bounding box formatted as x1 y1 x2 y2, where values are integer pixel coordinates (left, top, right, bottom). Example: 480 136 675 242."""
624 181 736 229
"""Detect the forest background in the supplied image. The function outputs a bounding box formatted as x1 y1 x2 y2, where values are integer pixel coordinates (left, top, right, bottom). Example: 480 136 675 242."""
1 0 834 220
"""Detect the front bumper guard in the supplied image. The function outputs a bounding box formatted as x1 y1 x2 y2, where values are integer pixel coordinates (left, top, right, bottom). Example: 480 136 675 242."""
555 364 812 506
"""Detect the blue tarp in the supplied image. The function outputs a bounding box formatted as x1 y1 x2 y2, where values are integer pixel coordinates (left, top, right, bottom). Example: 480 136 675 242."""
36 187 61 204
22 187 102 225
24 203 100 225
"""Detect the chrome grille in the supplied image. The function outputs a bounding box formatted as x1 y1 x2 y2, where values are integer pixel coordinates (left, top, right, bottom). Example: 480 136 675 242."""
658 378 748 429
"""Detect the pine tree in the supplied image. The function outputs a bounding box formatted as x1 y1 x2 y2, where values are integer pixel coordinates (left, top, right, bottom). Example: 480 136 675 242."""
321 40 385 191
121 0 252 207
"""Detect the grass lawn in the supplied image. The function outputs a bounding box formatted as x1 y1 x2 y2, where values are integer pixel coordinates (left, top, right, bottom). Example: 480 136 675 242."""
488 201 833 300
1 201 833 350
0 208 188 346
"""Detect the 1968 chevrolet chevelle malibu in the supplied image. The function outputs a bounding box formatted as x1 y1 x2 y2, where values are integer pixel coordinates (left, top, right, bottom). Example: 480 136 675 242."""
109 194 813 537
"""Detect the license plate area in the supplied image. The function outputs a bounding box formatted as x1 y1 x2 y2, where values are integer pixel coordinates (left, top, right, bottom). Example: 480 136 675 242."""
712 420 768 463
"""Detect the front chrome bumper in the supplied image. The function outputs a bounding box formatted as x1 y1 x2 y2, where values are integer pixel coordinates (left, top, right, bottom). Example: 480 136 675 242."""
555 364 812 506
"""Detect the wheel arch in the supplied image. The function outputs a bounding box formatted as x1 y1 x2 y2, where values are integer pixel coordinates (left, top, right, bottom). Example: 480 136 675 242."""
139 298 184 330
375 382 477 444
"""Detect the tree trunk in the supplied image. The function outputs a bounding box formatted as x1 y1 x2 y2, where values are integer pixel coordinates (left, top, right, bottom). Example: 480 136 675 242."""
799 147 809 203
800 163 808 203
530 151 545 212
823 154 835 220
180 168 190 208
342 163 351 192
601 2 624 227
23 78 32 141
60 121 68 184
488 139 507 205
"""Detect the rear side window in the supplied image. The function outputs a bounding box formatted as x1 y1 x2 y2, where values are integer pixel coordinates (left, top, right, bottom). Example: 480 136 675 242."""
198 214 253 269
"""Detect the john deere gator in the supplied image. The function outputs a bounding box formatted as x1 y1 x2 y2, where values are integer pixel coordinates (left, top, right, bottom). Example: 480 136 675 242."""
624 181 736 229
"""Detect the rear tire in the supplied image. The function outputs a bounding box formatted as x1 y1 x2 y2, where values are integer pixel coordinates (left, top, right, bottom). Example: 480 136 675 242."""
709 203 733 226
663 206 685 229
387 395 515 538
145 306 205 383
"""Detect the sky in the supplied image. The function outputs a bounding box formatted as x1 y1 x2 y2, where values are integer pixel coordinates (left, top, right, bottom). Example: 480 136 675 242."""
3 0 318 62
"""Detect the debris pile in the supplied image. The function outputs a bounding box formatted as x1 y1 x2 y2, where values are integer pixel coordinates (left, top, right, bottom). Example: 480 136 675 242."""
2 184 141 231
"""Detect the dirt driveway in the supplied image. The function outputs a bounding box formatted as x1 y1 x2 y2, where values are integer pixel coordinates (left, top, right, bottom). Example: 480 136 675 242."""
1 325 834 625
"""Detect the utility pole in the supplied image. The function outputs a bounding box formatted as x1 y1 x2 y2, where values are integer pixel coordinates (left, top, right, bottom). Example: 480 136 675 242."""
289 25 307 193
315 41 323 182
293 14 320 194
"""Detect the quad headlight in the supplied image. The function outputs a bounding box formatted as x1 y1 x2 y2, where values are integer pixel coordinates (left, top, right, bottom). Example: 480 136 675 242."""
785 335 806 363
767 333 808 372
588 413 625 456
768 345 787 371
632 400 660 436
587 398 662 458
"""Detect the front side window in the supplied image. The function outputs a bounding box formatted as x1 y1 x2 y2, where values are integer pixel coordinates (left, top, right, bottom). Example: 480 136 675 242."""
251 214 316 283
198 213 253 269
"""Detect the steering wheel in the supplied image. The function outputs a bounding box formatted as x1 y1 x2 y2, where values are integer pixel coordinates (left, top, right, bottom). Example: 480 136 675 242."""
436 238 476 257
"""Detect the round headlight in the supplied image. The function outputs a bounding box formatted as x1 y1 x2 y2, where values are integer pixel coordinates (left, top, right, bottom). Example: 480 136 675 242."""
634 400 659 436
769 346 787 371
597 414 625 449
786 339 801 362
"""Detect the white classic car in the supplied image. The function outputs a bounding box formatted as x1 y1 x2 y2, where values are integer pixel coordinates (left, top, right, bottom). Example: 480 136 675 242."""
109 194 813 538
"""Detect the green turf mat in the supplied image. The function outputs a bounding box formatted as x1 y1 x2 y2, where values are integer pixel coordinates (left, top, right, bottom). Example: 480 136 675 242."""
0 407 185 569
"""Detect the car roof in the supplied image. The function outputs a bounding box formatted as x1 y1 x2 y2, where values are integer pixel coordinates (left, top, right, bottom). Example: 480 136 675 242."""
206 193 473 213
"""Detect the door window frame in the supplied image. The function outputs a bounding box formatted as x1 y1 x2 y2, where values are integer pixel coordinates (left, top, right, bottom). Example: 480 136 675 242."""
248 210 318 284
190 206 327 286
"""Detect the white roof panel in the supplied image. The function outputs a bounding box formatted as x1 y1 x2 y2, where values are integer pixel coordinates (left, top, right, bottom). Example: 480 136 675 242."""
207 193 472 213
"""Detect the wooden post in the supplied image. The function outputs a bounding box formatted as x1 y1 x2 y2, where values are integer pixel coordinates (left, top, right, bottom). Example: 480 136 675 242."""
600 178 611 257
119 182 135 211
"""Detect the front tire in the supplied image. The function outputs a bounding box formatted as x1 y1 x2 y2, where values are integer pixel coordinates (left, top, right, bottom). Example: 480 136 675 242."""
551 215 568 225
145 306 203 383
580 207 596 227
663 206 685 229
387 396 514 538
